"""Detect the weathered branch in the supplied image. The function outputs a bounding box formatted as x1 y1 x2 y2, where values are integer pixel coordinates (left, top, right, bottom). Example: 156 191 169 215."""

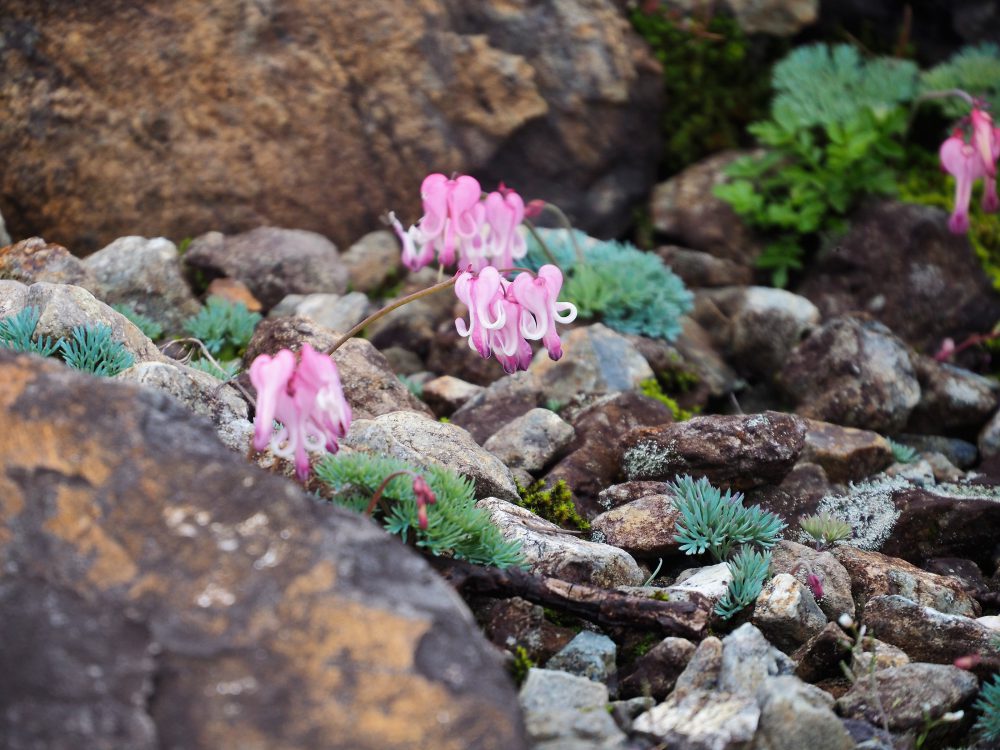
429 557 710 639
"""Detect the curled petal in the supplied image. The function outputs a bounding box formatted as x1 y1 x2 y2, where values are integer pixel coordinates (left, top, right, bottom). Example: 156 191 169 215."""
419 174 449 237
450 175 484 238
249 349 296 452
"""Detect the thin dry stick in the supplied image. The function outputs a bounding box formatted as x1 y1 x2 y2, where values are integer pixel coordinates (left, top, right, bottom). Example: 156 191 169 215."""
160 337 255 405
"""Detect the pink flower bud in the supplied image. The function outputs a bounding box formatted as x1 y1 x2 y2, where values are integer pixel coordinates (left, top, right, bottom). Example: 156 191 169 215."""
954 654 982 670
806 573 824 600
412 475 436 530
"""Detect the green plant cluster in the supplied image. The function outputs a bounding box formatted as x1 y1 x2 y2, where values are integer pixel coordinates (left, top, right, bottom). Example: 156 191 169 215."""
525 229 693 341
111 303 164 341
886 437 918 464
0 307 134 377
715 546 772 620
509 645 536 686
315 452 524 568
516 479 589 532
799 511 853 548
715 42 1000 288
668 474 786 562
628 8 778 174
638 377 696 421
183 296 261 377
974 672 1000 744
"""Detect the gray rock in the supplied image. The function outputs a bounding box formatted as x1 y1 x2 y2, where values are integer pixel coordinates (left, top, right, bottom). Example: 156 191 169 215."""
117 361 252 452
476 498 645 587
621 411 806 490
340 230 403 293
659 0 818 36
0 237 94 288
484 408 575 474
836 662 978 733
751 573 828 653
693 286 820 378
591 493 681 557
753 675 854 750
719 624 796 697
529 323 653 403
672 316 744 399
269 291 371 334
82 236 201 333
633 688 760 750
907 355 999 434
778 315 920 433
0 280 166 364
451 371 545 445
850 638 910 675
979 408 1000 460
892 434 978 469
345 412 519 501
420 374 484 417
620 637 696 700
861 595 1000 669
0 206 9 246
674 636 724 696
519 668 628 750
656 245 754 288
545 631 618 685
672 562 733 606
184 227 348 310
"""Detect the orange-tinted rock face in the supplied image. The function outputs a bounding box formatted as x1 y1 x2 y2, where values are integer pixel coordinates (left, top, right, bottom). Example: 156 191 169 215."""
0 351 526 749
0 0 660 253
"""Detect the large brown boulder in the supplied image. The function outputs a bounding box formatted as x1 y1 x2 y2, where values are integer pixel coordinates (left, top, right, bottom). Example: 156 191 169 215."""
0 351 526 749
0 1 661 252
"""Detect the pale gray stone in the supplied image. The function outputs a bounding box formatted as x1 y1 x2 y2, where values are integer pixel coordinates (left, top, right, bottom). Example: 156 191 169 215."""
483 408 575 473
753 675 854 750
633 688 760 750
269 292 371 333
545 631 617 684
752 574 828 653
519 668 628 750
719 624 796 697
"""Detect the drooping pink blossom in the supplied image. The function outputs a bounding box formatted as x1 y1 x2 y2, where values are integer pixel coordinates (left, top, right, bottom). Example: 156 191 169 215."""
249 344 352 481
940 131 988 234
971 107 998 178
454 264 577 373
415 173 485 269
483 189 527 270
806 573 824 600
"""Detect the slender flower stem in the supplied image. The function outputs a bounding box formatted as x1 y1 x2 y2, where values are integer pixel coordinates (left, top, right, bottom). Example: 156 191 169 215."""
325 266 541 356
540 203 585 264
907 88 978 131
523 220 561 267
365 470 412 517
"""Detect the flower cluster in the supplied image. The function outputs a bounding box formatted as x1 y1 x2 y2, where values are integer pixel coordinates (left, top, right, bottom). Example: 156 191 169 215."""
940 104 999 233
454 264 578 374
249 344 352 481
389 173 535 272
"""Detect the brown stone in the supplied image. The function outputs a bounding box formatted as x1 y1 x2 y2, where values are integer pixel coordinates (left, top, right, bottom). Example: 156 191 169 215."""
477 597 576 665
797 200 1000 354
243 315 433 421
591 494 682 558
792 622 853 683
0 237 94 287
656 245 754 288
799 419 894 484
905 354 999 434
205 277 262 313
833 547 980 618
0 351 527 749
621 411 806 491
2 1 659 252
619 637 697 700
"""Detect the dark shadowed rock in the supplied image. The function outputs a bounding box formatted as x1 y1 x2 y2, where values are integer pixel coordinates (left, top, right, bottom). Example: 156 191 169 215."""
905 355 999 435
0 237 94 287
2 0 659 251
0 351 526 750
621 411 806 490
656 245 754 288
545 391 675 518
184 228 348 311
650 151 764 265
478 597 576 665
619 637 696 700
778 314 920 433
450 372 546 445
244 315 433 420
796 201 1000 353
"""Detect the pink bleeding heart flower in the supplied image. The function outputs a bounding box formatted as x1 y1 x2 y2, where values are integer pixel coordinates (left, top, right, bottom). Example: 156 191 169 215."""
455 265 506 358
249 344 351 481
389 211 434 272
940 130 988 234
483 189 527 270
510 264 578 360
489 293 535 374
418 173 485 268
971 107 998 178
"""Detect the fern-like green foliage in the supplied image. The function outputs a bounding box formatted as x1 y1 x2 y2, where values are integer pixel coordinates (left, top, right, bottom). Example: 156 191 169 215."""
314 452 525 569
669 474 786 563
715 44 917 287
516 480 589 532
525 228 693 341
974 674 1000 745
886 437 918 464
0 307 59 356
111 303 164 341
715 546 772 620
770 44 918 129
921 43 1000 117
59 324 135 377
183 296 261 359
